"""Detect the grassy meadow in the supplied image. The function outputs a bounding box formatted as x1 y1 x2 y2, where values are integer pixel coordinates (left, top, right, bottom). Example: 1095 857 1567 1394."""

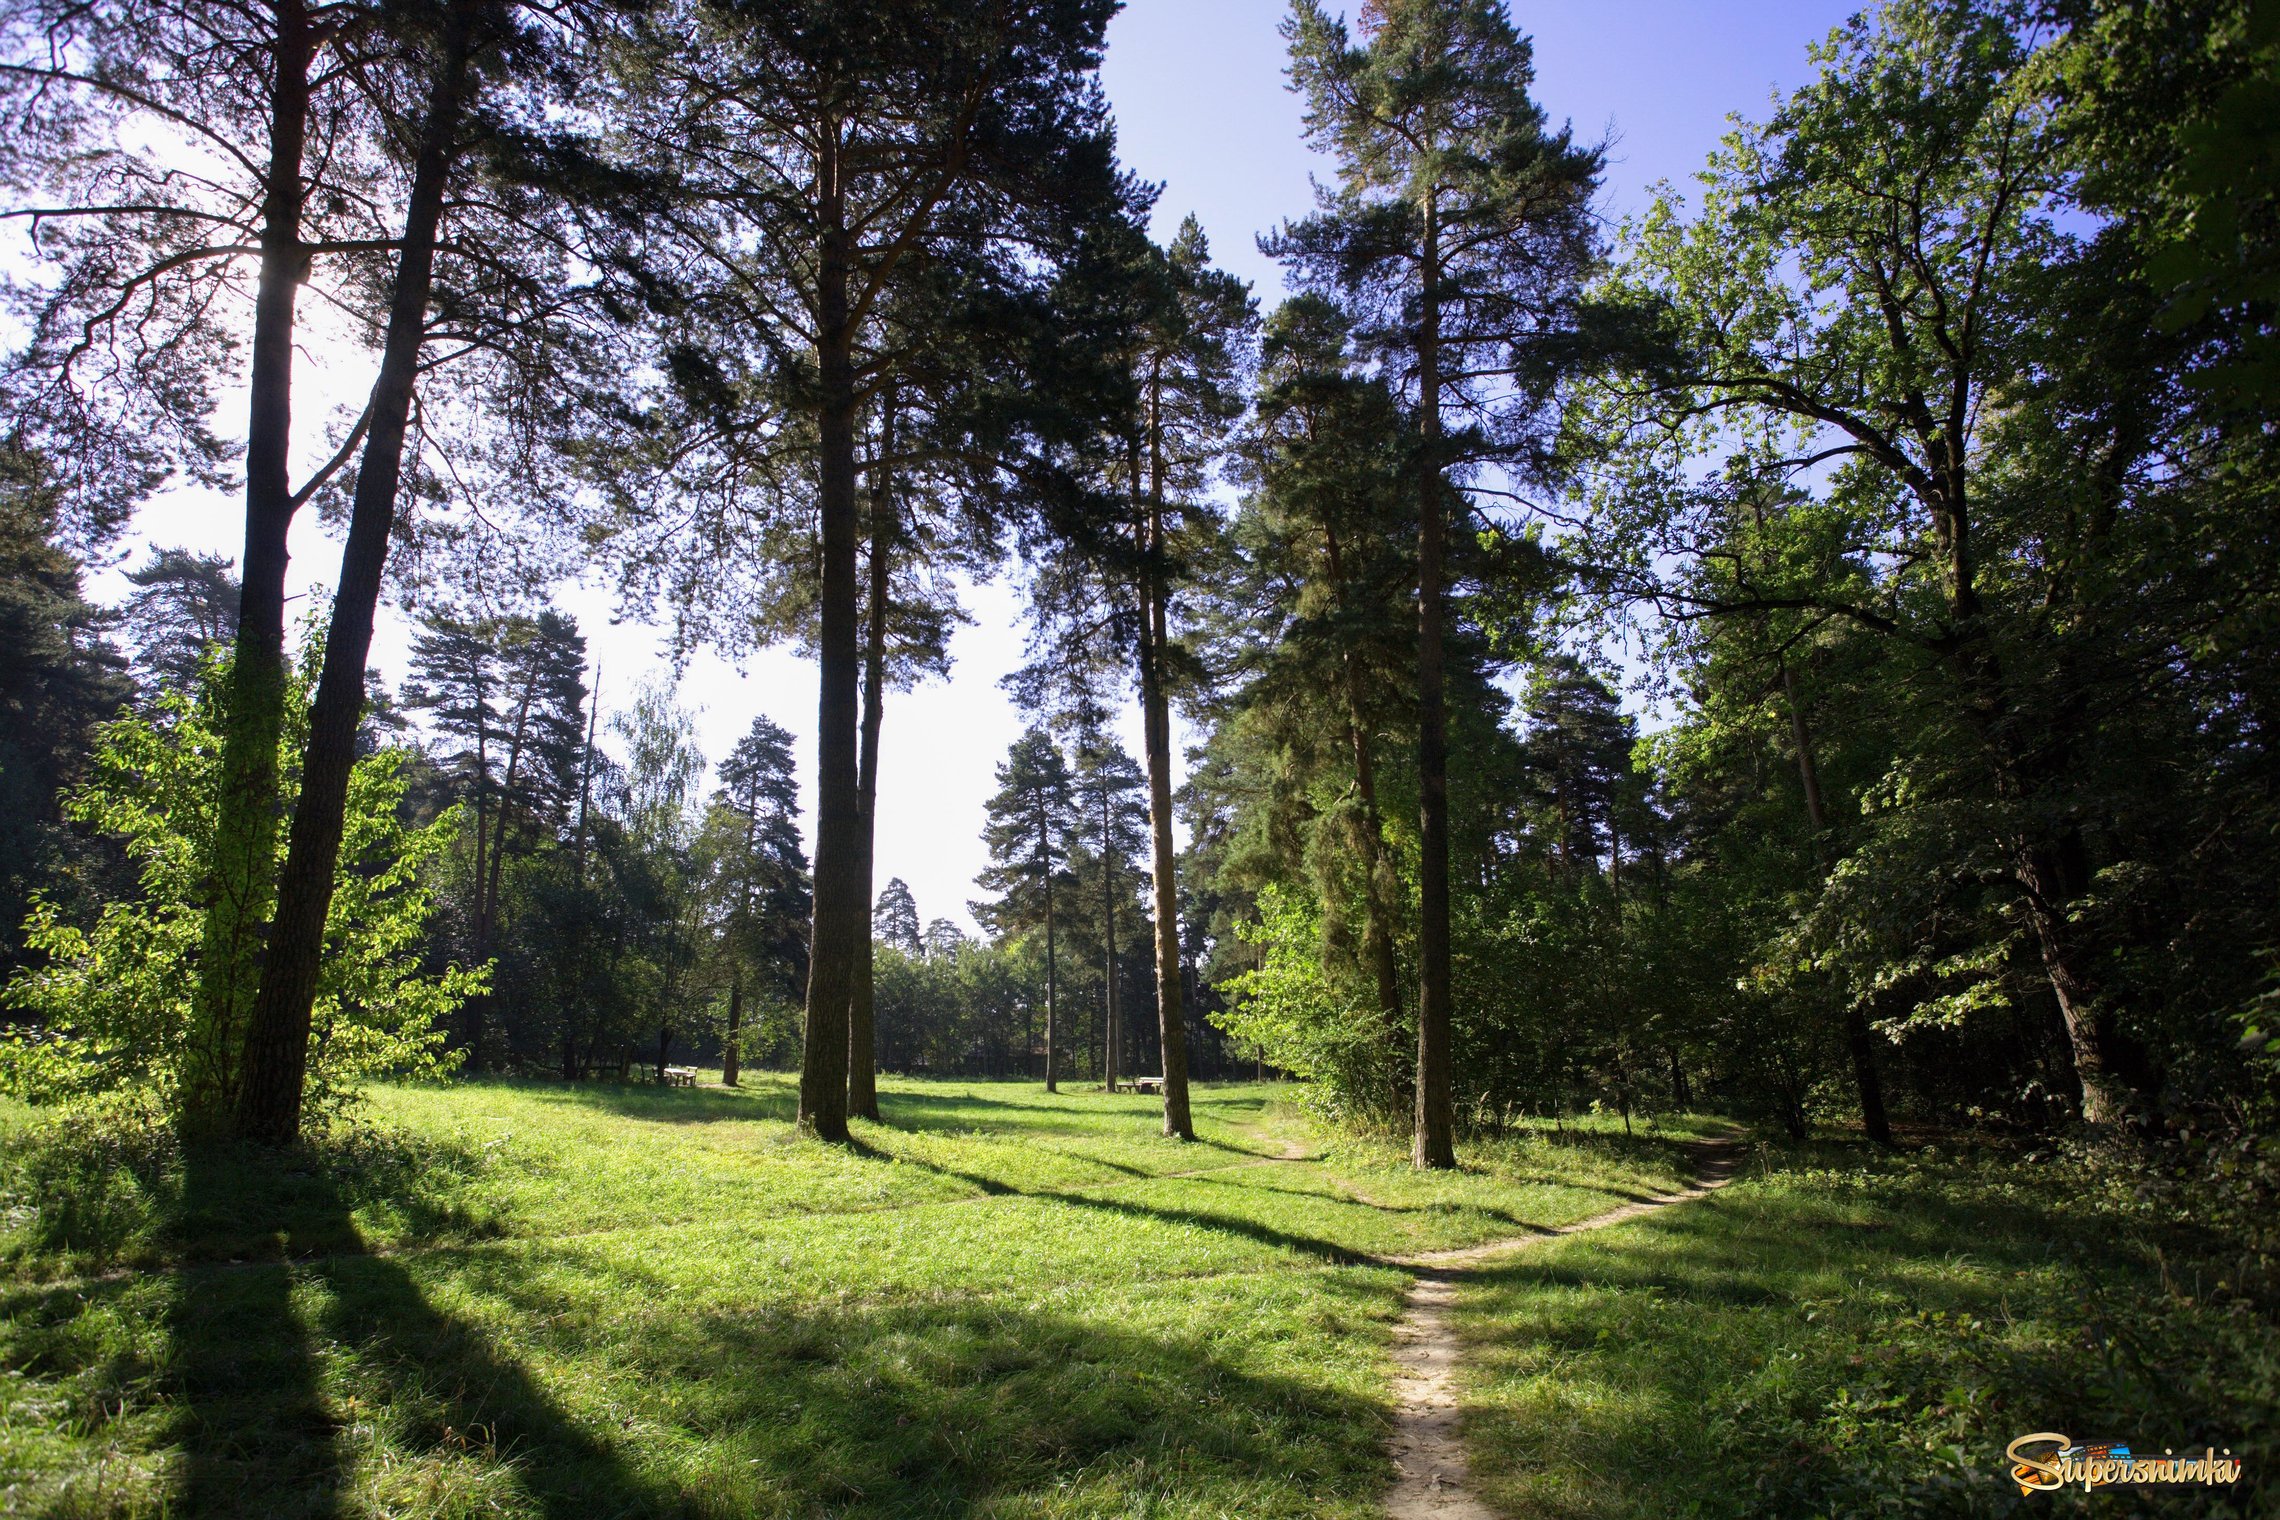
1450 1140 2274 1519
0 1076 1716 1519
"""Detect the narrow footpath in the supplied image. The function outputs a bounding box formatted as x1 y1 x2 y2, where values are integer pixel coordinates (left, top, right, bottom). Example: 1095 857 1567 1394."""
1380 1138 1747 1519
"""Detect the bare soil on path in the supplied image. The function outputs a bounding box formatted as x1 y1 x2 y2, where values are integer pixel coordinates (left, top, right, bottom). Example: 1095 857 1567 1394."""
1379 1137 1746 1520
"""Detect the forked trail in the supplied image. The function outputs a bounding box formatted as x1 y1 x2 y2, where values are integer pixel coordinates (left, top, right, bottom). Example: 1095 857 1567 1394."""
1379 1138 1746 1520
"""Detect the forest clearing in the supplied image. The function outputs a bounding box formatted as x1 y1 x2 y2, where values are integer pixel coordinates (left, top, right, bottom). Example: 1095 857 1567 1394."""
4 1080 2251 1518
2 0 2276 1511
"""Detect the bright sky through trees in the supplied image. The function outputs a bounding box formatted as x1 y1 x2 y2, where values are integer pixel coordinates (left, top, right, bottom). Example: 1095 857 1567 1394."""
69 0 1857 933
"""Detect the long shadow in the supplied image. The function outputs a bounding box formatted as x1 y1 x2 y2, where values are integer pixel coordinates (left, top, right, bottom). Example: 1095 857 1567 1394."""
311 1249 664 1519
445 1252 1397 1517
1028 1185 1376 1267
847 1136 1016 1195
1439 1143 2276 1520
167 1141 346 1519
842 1136 1375 1265
160 1136 666 1519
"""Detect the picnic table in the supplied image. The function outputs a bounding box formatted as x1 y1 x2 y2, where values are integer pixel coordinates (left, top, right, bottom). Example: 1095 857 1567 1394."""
1132 1075 1164 1095
663 1065 697 1088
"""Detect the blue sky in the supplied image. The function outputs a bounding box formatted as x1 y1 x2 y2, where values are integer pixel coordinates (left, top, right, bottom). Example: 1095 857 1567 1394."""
93 0 1866 933
1103 0 1862 293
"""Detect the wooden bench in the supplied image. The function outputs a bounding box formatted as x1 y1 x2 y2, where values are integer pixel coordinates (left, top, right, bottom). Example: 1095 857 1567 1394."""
1133 1075 1165 1095
663 1065 697 1088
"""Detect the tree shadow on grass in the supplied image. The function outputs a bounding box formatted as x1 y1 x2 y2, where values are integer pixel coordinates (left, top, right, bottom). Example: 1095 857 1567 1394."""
167 1142 346 1519
162 1141 665 1520
1035 1187 1374 1266
308 1250 664 1519
448 1248 1397 1519
841 1139 1373 1265
846 1136 1016 1195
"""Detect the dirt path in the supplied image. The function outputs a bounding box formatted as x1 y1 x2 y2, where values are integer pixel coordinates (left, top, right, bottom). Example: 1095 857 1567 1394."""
1381 1138 1746 1520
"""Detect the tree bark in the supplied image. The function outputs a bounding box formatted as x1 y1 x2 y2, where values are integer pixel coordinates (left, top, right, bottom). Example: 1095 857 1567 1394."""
1138 575 1194 1140
797 137 858 1143
722 976 742 1086
462 663 492 1067
233 11 473 1144
848 399 892 1122
1101 821 1119 1093
2016 835 2136 1125
1782 660 1889 1145
1411 200 1456 1171
1135 373 1195 1137
190 0 313 1133
1043 842 1058 1093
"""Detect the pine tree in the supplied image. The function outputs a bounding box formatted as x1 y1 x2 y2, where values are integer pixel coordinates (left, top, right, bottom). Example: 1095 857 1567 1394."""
620 0 1124 1141
709 716 810 1087
121 550 239 696
1071 735 1148 1090
403 610 587 1068
973 730 1077 1091
1271 0 1601 1167
873 879 923 957
3 0 407 1132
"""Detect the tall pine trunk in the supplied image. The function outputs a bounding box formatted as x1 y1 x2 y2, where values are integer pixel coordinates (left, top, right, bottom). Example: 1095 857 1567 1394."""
1411 204 1456 1170
463 690 491 1065
722 977 742 1086
233 11 474 1143
1043 858 1059 1093
848 402 892 1122
1139 585 1194 1138
1138 428 1193 1138
189 0 313 1133
1100 822 1118 1092
797 149 858 1143
1783 660 1889 1145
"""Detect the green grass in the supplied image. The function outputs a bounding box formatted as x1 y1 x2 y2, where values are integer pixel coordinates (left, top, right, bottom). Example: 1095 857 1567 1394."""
0 1076 1714 1519
1449 1136 2277 1519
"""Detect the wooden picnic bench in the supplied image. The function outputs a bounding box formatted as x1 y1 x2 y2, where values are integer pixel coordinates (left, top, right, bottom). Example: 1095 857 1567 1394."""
1133 1075 1164 1095
663 1065 697 1088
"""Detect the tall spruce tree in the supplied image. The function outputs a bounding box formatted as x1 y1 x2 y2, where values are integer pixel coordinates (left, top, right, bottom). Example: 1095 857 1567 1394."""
1272 0 1602 1166
1221 295 1418 1087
